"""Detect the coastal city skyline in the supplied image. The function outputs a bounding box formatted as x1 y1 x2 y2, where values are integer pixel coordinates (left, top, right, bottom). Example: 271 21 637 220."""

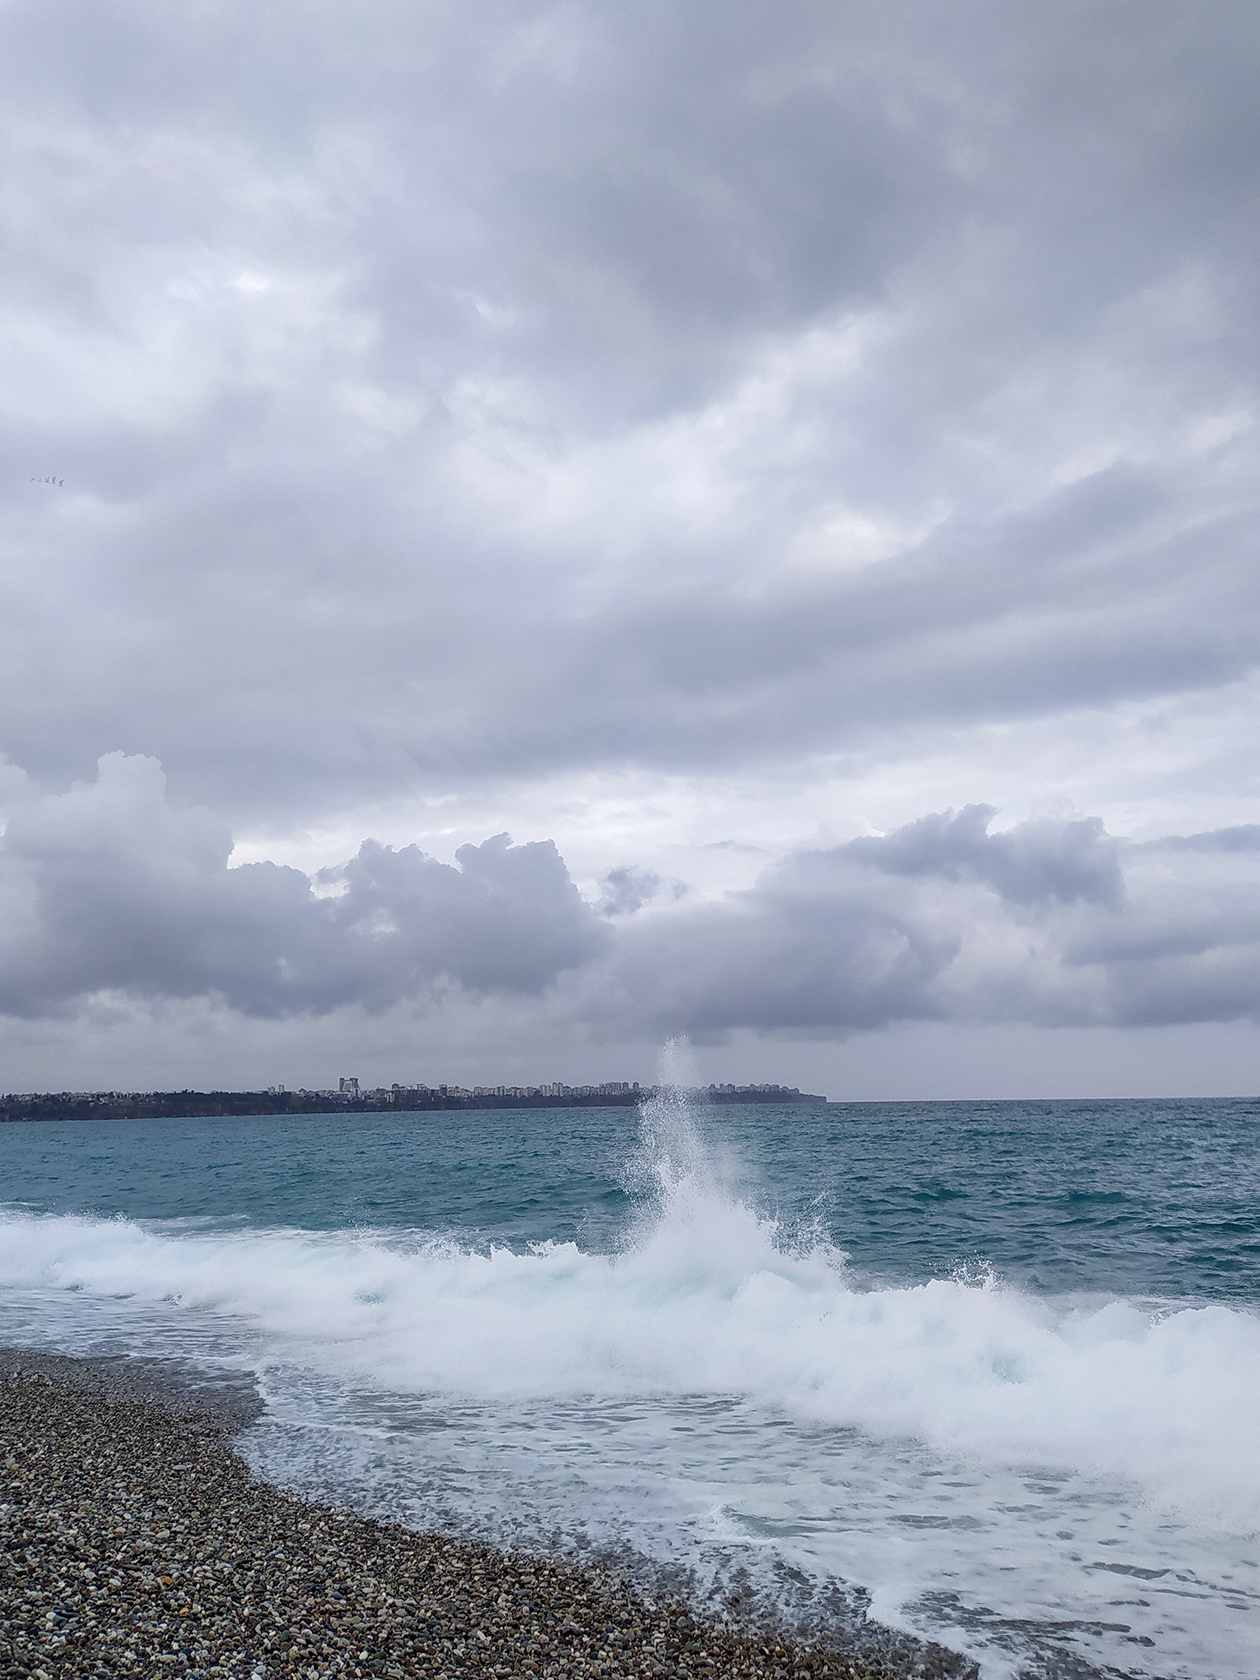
0 1077 822 1121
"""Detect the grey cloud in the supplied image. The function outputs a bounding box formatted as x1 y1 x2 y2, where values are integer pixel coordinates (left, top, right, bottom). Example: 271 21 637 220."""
1151 825 1260 853
317 831 606 998
501 474 1257 781
0 755 606 1017
590 810 1256 1039
1096 948 1260 1030
587 893 959 1042
2 4 1260 1093
598 866 663 918
8 459 1253 821
0 759 1257 1043
846 805 1124 909
0 3 1258 828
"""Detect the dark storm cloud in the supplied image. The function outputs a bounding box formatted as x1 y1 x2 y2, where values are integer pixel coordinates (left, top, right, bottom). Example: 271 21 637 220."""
0 1 1258 819
1 758 1256 1041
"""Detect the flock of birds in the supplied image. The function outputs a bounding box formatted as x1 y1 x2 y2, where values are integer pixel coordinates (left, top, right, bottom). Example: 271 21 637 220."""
32 475 64 485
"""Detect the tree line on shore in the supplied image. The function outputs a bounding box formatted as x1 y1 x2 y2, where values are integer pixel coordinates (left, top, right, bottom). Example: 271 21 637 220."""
0 1084 823 1122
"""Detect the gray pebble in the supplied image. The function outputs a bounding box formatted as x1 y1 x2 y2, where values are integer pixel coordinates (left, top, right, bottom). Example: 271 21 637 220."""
0 1353 973 1680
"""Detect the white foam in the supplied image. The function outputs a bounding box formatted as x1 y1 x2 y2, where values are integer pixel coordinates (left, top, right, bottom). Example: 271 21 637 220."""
2 1171 1257 1525
2 1094 1258 1677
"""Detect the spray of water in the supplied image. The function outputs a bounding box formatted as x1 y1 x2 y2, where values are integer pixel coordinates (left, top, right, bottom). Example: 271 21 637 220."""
5 1067 1260 1675
622 1039 718 1210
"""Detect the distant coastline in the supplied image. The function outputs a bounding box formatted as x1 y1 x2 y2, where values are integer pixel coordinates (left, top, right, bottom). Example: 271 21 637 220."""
0 1082 826 1122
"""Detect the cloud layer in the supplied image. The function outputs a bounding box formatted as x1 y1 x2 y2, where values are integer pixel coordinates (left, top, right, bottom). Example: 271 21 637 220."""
2 1 1259 829
2 757 1255 1060
2 3 1259 1086
0 755 604 1019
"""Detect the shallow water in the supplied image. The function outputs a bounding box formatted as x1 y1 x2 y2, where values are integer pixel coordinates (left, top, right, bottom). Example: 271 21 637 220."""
1 1092 1257 1678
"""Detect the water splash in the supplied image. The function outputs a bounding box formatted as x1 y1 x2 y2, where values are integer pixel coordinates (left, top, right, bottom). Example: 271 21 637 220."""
3 1093 1260 1677
622 1039 722 1215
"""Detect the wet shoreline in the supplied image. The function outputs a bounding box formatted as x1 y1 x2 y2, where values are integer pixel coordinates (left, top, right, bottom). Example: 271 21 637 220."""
0 1348 974 1680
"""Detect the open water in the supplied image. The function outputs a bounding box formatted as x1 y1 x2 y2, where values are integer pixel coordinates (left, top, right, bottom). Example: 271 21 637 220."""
1 1085 1258 1679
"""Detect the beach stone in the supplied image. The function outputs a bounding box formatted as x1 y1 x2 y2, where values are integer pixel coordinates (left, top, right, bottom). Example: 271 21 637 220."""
0 1353 974 1680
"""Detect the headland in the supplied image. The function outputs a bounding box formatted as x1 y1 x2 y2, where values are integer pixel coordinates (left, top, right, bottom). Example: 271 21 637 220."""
0 1084 826 1123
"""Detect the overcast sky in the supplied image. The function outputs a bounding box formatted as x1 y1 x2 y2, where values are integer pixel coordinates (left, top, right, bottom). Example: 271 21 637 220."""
2 0 1259 1097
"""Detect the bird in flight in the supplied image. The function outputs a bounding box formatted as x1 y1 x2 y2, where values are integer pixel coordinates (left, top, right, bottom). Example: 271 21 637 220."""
31 476 64 486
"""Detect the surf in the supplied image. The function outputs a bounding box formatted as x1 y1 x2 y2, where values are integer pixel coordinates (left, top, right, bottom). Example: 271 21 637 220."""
2 1083 1259 1676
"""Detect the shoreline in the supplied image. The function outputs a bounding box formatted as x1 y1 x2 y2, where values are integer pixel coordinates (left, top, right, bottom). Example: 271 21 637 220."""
0 1091 826 1124
0 1348 974 1680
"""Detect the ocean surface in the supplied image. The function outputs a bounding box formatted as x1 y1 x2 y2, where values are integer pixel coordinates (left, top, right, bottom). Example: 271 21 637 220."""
1 1087 1258 1679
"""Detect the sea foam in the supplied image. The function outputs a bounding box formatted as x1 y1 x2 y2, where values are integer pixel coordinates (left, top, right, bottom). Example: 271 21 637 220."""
0 1113 1257 1520
1 1093 1258 1678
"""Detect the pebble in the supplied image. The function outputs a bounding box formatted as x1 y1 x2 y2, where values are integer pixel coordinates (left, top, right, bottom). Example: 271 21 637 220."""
0 1354 975 1680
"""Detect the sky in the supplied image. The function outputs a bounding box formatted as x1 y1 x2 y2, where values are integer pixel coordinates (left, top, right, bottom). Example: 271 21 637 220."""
2 0 1259 1099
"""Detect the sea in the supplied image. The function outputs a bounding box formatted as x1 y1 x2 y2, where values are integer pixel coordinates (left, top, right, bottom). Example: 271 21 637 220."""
1 1083 1258 1680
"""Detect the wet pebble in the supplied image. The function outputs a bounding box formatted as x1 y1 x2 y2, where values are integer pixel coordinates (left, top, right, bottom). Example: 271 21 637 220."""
0 1362 972 1680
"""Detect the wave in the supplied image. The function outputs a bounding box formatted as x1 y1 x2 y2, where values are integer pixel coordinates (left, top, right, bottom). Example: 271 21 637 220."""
1 1089 1257 1533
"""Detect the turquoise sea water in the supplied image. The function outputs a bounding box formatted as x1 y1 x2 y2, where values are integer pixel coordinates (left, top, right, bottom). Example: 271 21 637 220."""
1 1093 1258 1678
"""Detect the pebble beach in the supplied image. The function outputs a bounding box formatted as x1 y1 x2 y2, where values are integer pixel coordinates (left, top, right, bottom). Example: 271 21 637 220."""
0 1351 974 1680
